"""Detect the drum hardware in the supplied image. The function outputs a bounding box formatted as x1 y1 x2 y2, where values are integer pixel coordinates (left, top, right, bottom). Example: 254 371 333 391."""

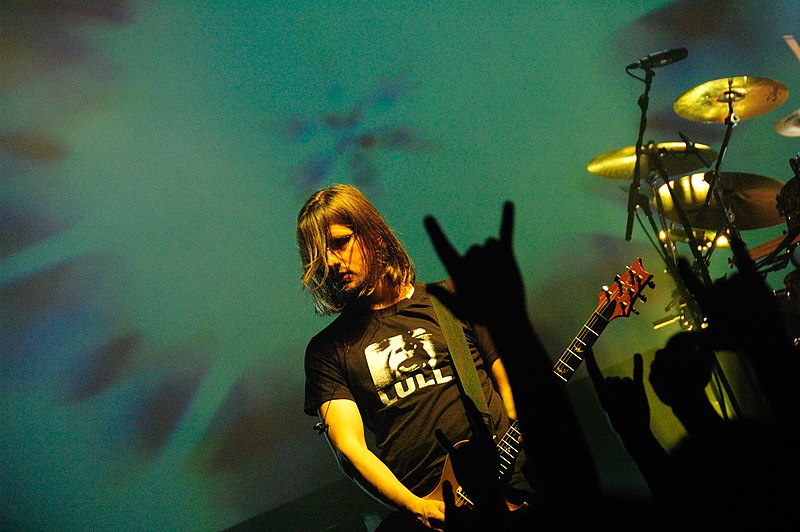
673 76 789 123
593 63 791 423
673 77 787 206
749 232 800 274
775 108 800 137
655 172 785 231
659 227 729 250
783 34 800 62
755 155 800 274
592 68 792 336
653 293 706 332
587 142 718 180
672 77 789 272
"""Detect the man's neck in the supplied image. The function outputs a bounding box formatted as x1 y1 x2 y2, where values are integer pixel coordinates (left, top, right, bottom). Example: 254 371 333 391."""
367 281 414 310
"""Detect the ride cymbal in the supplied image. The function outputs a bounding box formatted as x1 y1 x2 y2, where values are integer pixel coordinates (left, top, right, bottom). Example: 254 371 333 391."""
655 171 785 230
775 108 800 137
587 141 717 179
674 76 789 123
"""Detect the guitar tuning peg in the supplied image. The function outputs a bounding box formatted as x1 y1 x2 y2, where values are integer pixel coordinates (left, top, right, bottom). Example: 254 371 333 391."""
639 294 648 303
648 280 656 289
631 308 640 315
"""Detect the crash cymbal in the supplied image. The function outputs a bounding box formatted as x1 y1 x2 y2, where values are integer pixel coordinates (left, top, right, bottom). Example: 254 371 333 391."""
655 171 784 230
587 141 717 179
775 108 800 137
674 76 789 123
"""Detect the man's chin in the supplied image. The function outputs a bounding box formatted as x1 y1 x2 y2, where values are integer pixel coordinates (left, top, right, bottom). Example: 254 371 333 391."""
332 278 361 297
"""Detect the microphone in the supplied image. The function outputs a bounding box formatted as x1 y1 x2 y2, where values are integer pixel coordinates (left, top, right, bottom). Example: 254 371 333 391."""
627 47 688 70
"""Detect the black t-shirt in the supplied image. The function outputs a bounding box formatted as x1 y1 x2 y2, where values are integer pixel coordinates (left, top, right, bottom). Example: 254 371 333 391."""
304 281 512 496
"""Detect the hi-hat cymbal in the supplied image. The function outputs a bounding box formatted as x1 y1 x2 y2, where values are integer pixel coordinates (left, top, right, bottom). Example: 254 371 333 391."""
674 76 789 123
655 171 784 230
587 141 717 179
775 108 800 137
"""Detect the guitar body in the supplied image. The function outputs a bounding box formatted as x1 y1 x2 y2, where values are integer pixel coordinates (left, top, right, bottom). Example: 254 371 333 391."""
423 440 529 512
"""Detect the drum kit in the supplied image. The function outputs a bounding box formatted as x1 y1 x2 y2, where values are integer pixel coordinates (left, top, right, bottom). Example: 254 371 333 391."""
588 74 800 333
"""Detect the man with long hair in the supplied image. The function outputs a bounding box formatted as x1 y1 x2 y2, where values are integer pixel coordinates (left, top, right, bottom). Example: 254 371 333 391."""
298 184 529 530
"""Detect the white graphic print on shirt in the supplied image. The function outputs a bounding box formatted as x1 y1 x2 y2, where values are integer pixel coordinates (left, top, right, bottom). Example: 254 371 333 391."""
365 327 453 406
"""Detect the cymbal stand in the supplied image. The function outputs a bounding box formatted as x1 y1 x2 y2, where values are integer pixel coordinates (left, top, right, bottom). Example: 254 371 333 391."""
673 132 727 273
699 81 755 274
646 144 713 278
640 150 710 330
646 163 743 418
703 79 740 208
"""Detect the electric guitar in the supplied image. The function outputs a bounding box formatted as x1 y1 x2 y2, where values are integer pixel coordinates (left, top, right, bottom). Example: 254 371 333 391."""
424 258 654 510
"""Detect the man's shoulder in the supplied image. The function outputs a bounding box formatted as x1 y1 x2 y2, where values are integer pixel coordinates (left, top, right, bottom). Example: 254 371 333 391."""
307 313 348 347
425 277 454 290
305 308 369 355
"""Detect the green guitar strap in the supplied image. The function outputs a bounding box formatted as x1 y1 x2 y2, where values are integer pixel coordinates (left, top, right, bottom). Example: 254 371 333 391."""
429 289 495 437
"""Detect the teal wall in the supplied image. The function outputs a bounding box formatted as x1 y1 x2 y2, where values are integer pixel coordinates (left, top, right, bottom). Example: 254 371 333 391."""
3 1 799 529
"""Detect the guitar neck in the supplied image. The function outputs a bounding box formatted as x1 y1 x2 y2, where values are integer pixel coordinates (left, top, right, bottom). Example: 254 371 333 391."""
552 306 611 382
495 258 652 483
495 303 611 481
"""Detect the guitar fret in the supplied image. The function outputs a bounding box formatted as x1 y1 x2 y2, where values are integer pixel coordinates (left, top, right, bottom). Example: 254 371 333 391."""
559 360 575 371
498 446 516 458
583 322 601 337
593 309 611 323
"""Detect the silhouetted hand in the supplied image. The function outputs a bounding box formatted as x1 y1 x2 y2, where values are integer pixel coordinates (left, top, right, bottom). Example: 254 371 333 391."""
676 259 800 433
585 349 651 442
423 202 527 326
676 258 788 354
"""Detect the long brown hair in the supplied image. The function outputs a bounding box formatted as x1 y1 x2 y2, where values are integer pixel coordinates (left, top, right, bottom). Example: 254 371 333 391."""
297 184 415 315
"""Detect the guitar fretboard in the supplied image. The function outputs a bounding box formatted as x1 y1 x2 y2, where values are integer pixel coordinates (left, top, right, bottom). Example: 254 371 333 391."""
553 308 612 382
496 421 523 481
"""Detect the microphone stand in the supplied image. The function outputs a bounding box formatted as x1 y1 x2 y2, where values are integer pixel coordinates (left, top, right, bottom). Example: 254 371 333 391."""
625 66 654 241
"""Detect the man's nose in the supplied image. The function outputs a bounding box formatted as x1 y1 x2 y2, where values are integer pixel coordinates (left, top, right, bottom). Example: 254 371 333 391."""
326 249 341 269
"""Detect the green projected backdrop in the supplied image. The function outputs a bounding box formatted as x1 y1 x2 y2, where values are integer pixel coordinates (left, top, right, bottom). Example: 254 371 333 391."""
2 1 799 529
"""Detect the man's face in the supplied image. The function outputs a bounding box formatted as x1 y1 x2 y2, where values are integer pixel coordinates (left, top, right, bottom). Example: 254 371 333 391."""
326 223 366 296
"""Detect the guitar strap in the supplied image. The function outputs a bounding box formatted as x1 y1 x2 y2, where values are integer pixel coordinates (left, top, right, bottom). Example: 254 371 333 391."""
429 288 495 437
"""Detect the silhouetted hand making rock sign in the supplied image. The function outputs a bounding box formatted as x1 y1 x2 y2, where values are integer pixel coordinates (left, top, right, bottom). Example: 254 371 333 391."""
423 202 527 328
423 202 601 528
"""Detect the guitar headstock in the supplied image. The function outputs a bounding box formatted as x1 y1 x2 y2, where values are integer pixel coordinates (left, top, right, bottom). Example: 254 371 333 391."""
598 258 655 321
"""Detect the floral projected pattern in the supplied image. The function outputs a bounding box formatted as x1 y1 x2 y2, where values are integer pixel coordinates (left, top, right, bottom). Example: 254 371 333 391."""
277 71 434 193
